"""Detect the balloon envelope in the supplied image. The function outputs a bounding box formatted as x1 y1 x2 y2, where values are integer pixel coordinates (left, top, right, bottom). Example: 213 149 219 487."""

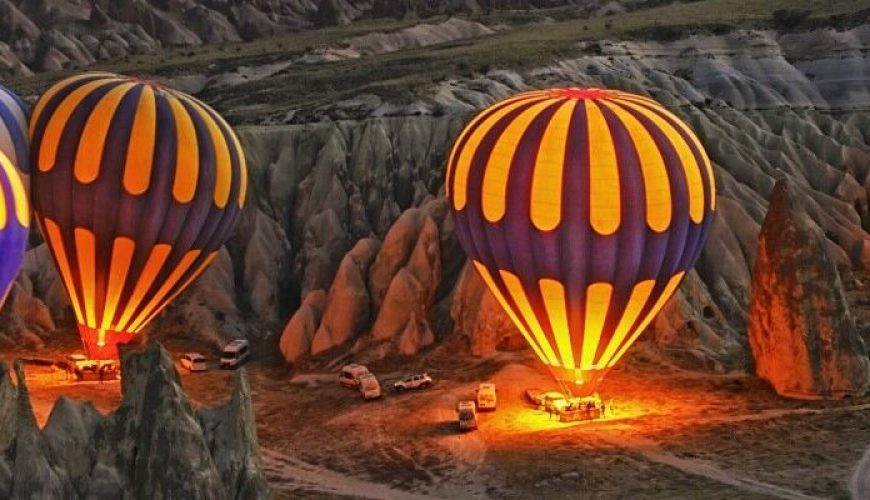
0 84 30 175
30 73 247 359
0 150 29 309
446 88 715 395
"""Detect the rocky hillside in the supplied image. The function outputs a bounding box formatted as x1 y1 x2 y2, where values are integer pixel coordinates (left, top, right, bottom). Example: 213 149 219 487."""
3 12 869 375
0 343 269 499
0 0 613 77
270 26 870 371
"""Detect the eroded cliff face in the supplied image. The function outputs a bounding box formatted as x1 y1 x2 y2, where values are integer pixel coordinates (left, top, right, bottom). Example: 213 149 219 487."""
0 343 270 499
6 27 870 371
271 28 870 370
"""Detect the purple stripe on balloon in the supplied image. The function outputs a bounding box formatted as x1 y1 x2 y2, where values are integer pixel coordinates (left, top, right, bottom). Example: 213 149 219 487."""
560 102 593 366
90 84 142 321
501 101 563 360
111 89 177 325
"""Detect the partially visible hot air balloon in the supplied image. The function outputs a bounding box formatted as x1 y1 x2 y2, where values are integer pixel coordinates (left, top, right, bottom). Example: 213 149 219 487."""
0 149 29 309
30 72 247 359
446 88 715 396
0 84 30 176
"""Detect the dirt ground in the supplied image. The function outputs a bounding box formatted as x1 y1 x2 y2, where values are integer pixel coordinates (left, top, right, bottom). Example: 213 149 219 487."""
3 333 869 500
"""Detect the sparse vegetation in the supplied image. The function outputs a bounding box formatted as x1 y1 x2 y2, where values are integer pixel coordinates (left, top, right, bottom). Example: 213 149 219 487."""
8 0 867 124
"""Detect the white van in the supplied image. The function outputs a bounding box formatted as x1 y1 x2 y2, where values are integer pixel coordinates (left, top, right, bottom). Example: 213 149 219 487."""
220 339 251 369
476 383 497 411
457 401 478 431
339 364 370 388
181 353 208 372
358 373 382 400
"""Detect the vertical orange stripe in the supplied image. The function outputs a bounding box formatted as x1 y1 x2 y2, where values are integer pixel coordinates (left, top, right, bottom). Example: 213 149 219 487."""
101 237 135 331
614 99 705 223
596 279 655 368
599 100 672 232
167 95 199 204
539 278 574 369
136 251 218 329
499 269 560 365
74 82 136 184
114 244 172 331
0 167 6 229
74 228 97 327
452 96 549 211
529 100 575 231
472 261 548 364
582 283 612 369
482 99 556 223
618 95 716 211
585 101 622 235
29 72 117 137
128 249 202 333
123 85 157 195
608 272 685 367
0 153 28 227
43 218 85 324
446 91 549 197
206 103 248 207
179 95 232 208
37 79 122 172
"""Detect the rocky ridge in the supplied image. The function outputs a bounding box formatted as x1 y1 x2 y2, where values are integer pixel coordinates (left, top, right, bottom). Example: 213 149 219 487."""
748 179 870 399
0 342 270 499
0 0 593 77
3 26 869 375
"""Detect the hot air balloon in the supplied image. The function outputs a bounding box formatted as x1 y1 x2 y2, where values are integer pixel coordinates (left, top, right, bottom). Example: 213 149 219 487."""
0 84 30 175
446 88 715 396
30 72 247 359
0 150 29 309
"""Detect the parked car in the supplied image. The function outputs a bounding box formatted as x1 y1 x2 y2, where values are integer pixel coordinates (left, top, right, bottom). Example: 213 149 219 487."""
457 401 478 431
525 389 570 412
476 383 497 411
339 364 371 388
358 373 383 400
180 353 208 372
220 339 250 369
393 373 433 391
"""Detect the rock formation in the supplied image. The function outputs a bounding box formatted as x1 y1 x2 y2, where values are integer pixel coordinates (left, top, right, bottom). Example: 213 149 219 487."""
748 179 870 399
0 343 270 499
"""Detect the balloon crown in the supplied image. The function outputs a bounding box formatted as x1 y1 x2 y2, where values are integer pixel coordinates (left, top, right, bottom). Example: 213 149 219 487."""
548 87 615 100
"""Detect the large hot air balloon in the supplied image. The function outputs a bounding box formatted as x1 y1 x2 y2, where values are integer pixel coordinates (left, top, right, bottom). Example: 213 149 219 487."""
30 72 247 359
0 150 29 309
446 88 715 396
0 84 30 175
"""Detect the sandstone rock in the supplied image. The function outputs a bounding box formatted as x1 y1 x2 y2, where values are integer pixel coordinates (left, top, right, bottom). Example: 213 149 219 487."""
280 290 326 363
196 369 270 499
748 179 870 399
368 208 425 309
370 268 427 342
397 312 434 356
9 362 76 500
646 270 745 373
311 238 380 355
450 263 523 356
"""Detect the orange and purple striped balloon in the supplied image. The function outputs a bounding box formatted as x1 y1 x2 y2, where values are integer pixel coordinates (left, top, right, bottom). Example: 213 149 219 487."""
447 88 715 395
30 72 247 359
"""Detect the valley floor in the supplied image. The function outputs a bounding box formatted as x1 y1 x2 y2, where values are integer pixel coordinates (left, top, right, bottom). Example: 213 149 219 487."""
4 339 868 499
